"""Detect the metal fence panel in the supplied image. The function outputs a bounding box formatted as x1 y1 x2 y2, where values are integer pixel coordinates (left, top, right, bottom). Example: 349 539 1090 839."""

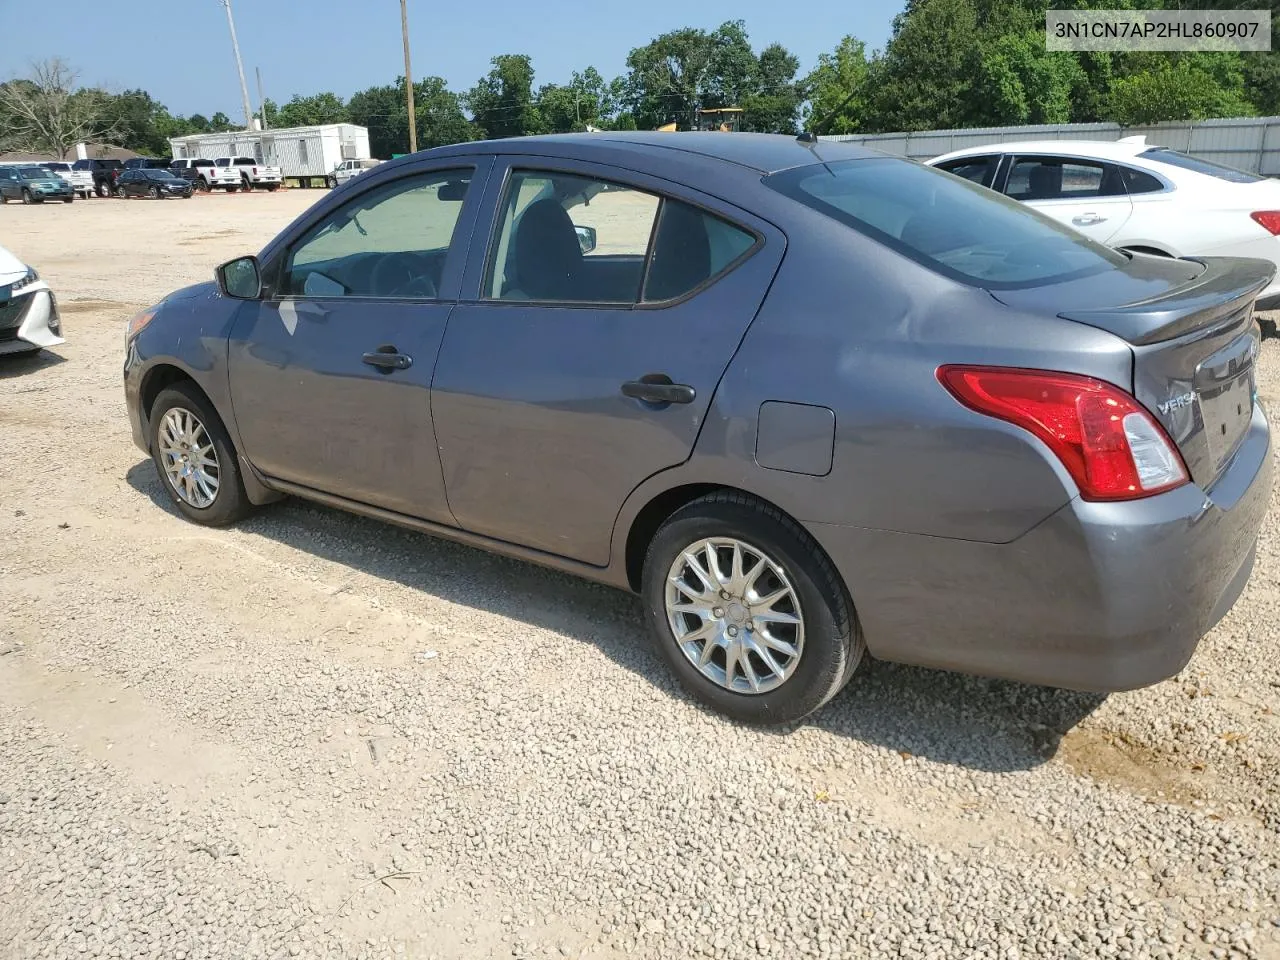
823 116 1280 175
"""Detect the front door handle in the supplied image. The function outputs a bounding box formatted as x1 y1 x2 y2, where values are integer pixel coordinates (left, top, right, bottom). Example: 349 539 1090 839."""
362 344 413 371
621 374 695 405
1071 213 1107 226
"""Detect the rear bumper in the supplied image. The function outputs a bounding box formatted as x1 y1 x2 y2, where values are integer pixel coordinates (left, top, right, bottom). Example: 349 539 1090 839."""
808 403 1273 692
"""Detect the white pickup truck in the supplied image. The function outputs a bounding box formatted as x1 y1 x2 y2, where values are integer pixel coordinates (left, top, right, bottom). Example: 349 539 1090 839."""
170 158 242 192
216 156 283 191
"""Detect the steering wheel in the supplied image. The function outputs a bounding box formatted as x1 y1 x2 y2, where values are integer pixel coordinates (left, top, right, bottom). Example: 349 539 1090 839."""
369 252 437 299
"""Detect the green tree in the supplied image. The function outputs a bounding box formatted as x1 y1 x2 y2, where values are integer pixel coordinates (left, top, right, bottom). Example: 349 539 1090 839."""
976 30 1083 125
209 112 235 133
466 55 543 139
349 77 473 157
255 98 279 128
276 91 348 127
1108 53 1255 125
537 67 618 133
802 36 870 135
741 43 803 134
862 0 985 132
622 26 721 129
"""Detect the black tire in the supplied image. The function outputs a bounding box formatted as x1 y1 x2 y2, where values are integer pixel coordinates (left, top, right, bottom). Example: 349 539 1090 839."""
148 383 252 527
21 189 33 204
640 491 863 725
241 177 253 191
115 186 126 199
96 182 109 198
197 177 210 192
63 196 74 203
266 183 279 192
148 186 160 199
326 176 337 189
225 185 238 193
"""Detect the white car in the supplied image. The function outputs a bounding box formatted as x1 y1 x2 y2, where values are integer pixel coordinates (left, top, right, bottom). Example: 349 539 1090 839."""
927 136 1280 308
0 244 63 356
40 161 95 198
331 158 382 187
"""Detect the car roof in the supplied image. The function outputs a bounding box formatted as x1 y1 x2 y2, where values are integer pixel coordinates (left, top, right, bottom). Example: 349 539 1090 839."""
427 131 888 175
931 138 1156 164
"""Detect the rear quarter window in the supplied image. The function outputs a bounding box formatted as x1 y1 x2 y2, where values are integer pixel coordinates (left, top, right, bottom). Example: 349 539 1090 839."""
1139 148 1262 183
764 158 1129 290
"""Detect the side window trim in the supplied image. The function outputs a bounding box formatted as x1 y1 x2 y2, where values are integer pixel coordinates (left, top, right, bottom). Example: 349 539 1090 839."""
262 159 491 302
471 160 765 311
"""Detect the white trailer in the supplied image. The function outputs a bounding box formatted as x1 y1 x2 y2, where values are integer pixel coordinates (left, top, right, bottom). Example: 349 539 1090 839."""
168 123 373 188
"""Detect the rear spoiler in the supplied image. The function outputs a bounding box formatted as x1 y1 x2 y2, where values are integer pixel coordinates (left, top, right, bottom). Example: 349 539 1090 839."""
1058 256 1274 345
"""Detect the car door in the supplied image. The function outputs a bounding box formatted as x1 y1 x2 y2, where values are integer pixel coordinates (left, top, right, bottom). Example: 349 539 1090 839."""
1000 154 1133 243
430 156 785 566
226 159 492 523
0 168 16 200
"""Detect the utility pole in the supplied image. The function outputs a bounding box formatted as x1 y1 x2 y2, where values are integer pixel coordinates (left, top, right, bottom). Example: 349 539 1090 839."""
400 0 418 153
256 66 268 130
218 0 255 131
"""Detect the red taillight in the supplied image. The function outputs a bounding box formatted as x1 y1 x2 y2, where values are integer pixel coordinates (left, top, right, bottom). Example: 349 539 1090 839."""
1250 211 1280 235
937 365 1189 501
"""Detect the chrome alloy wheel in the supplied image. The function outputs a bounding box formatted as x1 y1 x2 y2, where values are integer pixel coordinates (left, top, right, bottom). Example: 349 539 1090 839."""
158 407 220 508
665 537 805 695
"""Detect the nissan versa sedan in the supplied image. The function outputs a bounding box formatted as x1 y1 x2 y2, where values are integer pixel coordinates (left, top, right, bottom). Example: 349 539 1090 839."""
123 133 1273 725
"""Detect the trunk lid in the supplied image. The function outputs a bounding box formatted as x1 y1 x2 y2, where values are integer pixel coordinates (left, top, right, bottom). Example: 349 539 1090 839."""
991 254 1272 489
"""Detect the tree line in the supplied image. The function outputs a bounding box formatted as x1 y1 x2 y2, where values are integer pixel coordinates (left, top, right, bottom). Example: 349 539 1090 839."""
3 2 1279 161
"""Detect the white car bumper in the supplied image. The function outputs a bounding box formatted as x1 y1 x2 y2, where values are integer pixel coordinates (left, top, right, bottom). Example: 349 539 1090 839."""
0 285 64 355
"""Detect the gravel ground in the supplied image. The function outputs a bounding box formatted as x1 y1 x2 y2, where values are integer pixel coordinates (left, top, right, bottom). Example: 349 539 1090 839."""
1 192 1279 960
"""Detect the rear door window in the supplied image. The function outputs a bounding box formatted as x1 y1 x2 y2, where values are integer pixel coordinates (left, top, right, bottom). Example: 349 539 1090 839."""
1005 157 1125 201
764 157 1129 289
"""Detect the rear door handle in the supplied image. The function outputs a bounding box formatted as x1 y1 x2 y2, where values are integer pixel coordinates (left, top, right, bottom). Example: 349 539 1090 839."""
362 344 413 371
621 374 695 405
1072 213 1107 226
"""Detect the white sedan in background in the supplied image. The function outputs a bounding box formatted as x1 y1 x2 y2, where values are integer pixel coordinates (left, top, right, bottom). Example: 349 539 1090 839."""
0 244 64 356
928 136 1280 309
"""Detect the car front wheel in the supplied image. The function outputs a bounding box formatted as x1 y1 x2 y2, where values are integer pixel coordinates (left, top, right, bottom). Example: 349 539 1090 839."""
641 492 863 725
149 384 252 527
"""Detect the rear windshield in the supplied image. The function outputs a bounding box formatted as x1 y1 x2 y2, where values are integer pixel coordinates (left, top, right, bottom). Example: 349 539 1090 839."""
1138 147 1262 183
764 158 1129 289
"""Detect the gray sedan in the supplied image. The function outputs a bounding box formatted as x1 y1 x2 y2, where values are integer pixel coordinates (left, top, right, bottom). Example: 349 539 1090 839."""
122 133 1273 725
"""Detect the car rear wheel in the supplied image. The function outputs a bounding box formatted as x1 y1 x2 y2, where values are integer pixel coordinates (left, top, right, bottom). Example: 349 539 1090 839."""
96 182 109 198
641 492 863 725
266 183 279 192
115 186 126 199
197 178 210 192
149 384 252 527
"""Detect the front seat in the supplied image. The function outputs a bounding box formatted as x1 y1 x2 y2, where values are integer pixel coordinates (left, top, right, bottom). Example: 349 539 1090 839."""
510 198 583 300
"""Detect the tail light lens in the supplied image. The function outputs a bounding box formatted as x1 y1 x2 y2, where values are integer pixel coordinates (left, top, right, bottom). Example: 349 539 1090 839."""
1250 211 1280 235
937 366 1189 501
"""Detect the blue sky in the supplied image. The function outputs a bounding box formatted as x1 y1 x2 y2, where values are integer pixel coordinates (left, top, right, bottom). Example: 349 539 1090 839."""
1 0 901 121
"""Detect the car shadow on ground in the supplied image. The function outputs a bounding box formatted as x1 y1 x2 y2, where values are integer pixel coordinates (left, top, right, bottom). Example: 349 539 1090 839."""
0 349 66 378
126 461 1105 774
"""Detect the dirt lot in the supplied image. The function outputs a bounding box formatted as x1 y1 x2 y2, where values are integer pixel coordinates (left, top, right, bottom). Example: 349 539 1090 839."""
2 191 1279 960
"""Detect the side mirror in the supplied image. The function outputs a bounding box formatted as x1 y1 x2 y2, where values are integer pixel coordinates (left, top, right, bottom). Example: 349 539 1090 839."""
215 255 262 300
574 224 597 255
